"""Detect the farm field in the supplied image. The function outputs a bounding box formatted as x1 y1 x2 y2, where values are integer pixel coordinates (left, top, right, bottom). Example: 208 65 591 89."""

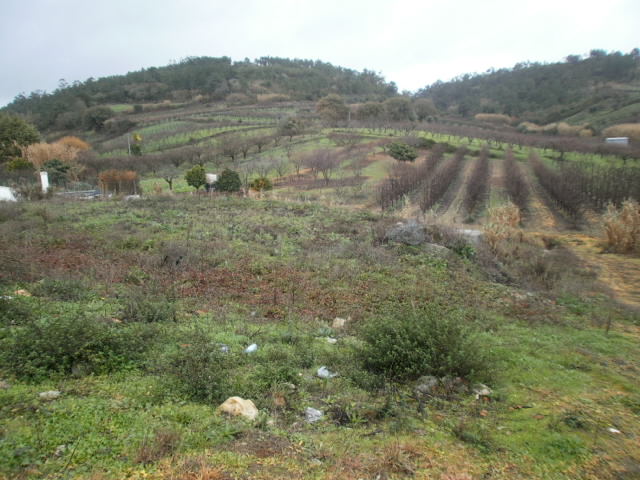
2 100 640 480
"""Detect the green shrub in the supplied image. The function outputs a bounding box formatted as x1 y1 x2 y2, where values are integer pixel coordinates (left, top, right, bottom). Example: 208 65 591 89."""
0 312 151 380
159 332 232 403
387 142 418 162
119 288 177 323
215 169 241 192
416 137 437 149
358 305 490 382
184 165 206 190
30 277 92 301
0 296 33 326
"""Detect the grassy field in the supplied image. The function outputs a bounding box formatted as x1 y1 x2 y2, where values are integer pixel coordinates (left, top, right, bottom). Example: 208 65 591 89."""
1 194 639 479
2 100 640 479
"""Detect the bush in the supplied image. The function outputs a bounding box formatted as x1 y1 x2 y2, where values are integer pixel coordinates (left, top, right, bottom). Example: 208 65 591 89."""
358 305 490 382
0 296 33 326
603 199 639 253
30 277 92 301
0 312 151 380
158 330 232 403
184 165 206 191
387 142 418 162
215 169 241 192
119 288 177 323
250 176 273 192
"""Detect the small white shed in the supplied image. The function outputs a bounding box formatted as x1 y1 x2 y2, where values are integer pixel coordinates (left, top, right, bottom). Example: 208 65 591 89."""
605 137 629 146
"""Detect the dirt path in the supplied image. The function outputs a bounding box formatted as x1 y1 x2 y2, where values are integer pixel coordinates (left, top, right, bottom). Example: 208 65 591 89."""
559 234 640 309
521 162 574 232
438 156 475 224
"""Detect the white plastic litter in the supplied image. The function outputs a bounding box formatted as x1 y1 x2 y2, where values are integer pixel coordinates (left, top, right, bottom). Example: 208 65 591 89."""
244 343 258 354
305 407 324 423
608 427 621 434
326 337 337 344
317 366 337 379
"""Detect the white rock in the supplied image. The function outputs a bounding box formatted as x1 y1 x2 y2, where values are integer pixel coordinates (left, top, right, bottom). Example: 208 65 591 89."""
305 407 324 423
317 366 337 379
332 317 348 329
244 343 258 354
472 384 492 399
217 396 259 420
39 390 61 401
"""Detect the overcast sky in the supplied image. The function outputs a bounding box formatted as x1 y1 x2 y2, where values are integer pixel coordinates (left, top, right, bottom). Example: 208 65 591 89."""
1 0 639 107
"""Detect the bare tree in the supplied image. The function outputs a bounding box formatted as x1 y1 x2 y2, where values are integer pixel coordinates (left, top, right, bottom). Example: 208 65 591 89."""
304 149 341 185
218 135 242 164
272 156 289 178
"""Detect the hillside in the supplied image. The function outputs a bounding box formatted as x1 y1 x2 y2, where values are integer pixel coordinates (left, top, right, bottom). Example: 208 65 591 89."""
2 50 640 480
416 49 640 130
2 56 397 131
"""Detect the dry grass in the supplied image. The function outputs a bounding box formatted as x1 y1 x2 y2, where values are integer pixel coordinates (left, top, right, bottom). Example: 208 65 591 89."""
484 203 522 251
135 428 181 465
474 113 512 124
603 199 640 253
602 123 640 141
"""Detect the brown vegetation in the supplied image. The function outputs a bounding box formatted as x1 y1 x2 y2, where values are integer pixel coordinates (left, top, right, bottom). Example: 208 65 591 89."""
603 199 640 253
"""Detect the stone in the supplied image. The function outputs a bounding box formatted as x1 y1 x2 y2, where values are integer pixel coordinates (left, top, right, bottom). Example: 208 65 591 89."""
332 317 349 329
423 243 453 258
472 384 492 400
39 390 61 401
217 396 259 420
317 366 337 379
244 343 258 354
414 376 439 396
385 220 426 246
456 228 484 244
305 407 324 423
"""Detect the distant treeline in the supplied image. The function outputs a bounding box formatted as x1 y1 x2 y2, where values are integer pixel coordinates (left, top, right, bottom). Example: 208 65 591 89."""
416 49 640 124
3 56 397 131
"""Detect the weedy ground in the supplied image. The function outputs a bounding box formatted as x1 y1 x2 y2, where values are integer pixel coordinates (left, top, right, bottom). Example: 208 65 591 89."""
0 195 639 480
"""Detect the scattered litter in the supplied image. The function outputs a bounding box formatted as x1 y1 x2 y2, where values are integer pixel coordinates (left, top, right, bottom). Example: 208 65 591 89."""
244 343 258 354
326 337 337 344
39 390 61 401
219 344 230 353
608 427 621 434
0 295 13 300
305 407 324 423
317 366 337 379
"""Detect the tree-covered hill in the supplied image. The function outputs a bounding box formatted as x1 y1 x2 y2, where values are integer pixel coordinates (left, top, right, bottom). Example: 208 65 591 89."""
416 49 640 129
2 56 397 131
